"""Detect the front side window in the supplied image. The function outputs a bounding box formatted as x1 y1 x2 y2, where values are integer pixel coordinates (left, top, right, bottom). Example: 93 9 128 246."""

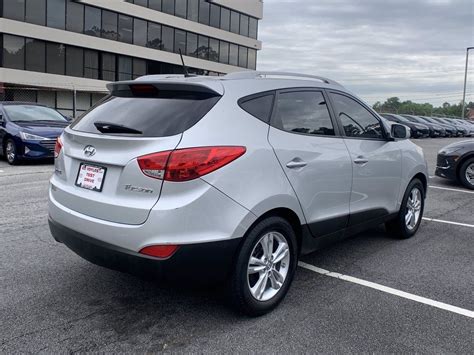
274 91 335 136
329 93 383 139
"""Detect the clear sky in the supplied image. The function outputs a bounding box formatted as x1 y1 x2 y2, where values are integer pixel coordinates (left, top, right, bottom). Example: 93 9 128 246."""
257 0 474 106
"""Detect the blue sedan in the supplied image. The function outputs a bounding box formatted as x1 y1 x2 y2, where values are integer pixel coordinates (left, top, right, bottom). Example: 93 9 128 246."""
0 102 70 165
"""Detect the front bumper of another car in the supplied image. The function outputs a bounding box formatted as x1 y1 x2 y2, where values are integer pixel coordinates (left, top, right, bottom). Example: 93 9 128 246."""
435 153 458 180
18 138 57 159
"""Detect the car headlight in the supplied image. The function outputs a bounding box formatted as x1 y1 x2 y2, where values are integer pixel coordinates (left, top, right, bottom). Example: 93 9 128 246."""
20 132 48 141
439 147 462 155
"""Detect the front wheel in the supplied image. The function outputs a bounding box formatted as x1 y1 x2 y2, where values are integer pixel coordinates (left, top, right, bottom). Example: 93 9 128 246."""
4 139 19 165
459 158 474 190
230 216 298 316
385 179 425 239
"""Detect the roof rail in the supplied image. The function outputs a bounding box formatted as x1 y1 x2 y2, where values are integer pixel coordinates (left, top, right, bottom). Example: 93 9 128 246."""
224 71 343 87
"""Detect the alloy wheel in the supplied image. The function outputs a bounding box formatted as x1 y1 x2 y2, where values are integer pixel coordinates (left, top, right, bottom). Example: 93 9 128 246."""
6 141 15 164
465 163 474 186
405 187 422 231
247 232 290 302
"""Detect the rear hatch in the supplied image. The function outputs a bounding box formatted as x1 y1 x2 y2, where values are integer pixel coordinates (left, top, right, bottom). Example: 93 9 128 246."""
51 79 223 225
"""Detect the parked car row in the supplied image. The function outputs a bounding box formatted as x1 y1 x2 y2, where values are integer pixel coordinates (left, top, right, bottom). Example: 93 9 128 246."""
380 113 474 139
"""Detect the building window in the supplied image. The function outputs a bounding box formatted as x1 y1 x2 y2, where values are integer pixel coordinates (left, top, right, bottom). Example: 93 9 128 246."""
174 29 186 54
187 0 198 21
240 15 249 37
25 0 46 26
46 42 66 75
162 26 174 52
175 0 186 18
118 14 133 44
238 46 248 68
47 0 66 29
25 38 46 72
3 0 25 22
162 0 174 15
198 0 210 25
229 43 238 66
84 49 99 79
209 38 219 62
210 4 220 28
133 19 147 47
197 35 209 60
101 10 118 40
101 53 116 81
118 56 132 80
133 58 146 79
148 0 162 11
230 11 239 34
248 48 257 70
147 23 162 49
249 17 258 39
84 6 101 37
66 0 84 33
219 41 229 64
66 46 84 77
3 35 25 70
220 8 230 31
186 33 198 57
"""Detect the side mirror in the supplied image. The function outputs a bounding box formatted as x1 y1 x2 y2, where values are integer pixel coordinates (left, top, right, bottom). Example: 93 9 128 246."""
390 123 410 140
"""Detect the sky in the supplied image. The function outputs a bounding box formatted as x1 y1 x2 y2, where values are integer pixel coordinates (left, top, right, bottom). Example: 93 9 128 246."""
257 0 474 106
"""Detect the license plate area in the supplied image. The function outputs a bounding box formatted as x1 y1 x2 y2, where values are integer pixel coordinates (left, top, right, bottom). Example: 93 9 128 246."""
75 163 107 192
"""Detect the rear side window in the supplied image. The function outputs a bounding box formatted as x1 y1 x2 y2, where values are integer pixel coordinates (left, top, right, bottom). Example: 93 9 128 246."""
273 91 335 136
71 94 220 137
239 94 275 123
329 93 383 139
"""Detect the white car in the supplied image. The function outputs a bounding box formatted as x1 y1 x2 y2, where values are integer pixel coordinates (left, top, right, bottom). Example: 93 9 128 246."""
49 72 429 316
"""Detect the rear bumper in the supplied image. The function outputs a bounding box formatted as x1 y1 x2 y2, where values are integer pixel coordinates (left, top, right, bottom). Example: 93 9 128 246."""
49 217 241 282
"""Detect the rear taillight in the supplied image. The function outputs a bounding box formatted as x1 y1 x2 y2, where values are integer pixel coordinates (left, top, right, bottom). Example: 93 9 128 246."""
54 137 63 158
137 146 246 182
139 245 179 259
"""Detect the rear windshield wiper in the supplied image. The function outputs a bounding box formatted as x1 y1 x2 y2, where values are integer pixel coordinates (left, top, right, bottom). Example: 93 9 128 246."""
94 121 142 134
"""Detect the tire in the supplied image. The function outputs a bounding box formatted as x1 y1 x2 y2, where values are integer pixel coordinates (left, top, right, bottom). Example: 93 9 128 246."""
459 158 474 190
385 178 425 239
4 139 19 165
230 216 298 317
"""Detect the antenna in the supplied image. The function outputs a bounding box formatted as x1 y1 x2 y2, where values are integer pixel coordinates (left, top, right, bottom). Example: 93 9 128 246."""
178 49 193 78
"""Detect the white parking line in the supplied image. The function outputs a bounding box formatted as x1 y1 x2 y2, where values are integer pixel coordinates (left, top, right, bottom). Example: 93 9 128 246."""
429 185 474 194
422 217 474 228
298 262 474 318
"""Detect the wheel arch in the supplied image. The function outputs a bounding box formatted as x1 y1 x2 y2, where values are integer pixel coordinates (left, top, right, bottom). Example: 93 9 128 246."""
413 172 428 195
456 153 474 180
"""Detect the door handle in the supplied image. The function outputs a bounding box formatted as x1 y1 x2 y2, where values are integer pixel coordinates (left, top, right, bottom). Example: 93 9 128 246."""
354 156 369 165
286 159 307 169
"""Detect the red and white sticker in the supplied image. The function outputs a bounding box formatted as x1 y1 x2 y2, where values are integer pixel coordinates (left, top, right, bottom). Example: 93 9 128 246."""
75 164 106 192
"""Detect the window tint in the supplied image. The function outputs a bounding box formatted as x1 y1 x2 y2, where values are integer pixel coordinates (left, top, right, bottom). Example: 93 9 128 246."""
209 38 219 62
329 93 383 139
240 94 274 123
66 0 84 33
102 10 118 40
25 38 45 72
3 35 25 70
187 0 198 21
118 15 133 44
229 44 238 66
26 0 45 26
186 33 198 57
118 56 132 80
147 23 162 49
162 0 174 14
46 43 65 75
148 0 162 11
210 4 220 28
238 46 248 68
198 0 210 25
248 49 257 70
197 35 209 60
240 15 249 37
101 53 116 81
175 0 187 18
71 95 221 137
174 29 186 54
249 17 258 39
84 6 101 37
220 8 230 31
219 41 229 64
133 58 146 79
162 26 174 52
274 91 335 136
66 46 83 77
3 0 25 21
230 11 239 34
47 0 66 29
133 19 147 47
84 49 99 79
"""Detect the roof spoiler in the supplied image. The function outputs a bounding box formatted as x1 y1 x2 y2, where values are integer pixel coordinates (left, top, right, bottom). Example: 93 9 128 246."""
106 81 223 98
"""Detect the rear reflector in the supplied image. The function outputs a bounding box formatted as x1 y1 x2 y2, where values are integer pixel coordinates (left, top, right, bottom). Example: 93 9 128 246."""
139 245 179 259
137 146 246 182
54 137 63 159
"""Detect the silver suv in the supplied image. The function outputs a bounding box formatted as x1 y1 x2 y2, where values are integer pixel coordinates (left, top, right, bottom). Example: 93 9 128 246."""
49 72 428 316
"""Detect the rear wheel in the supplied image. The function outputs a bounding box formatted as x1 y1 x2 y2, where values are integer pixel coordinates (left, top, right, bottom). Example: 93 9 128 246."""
459 158 474 190
230 216 298 316
385 179 425 239
4 139 19 165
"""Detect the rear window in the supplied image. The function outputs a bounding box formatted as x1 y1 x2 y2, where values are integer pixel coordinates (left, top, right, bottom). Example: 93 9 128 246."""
70 94 220 137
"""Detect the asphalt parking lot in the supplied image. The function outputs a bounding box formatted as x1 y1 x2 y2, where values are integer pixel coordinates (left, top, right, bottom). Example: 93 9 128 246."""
1 137 473 353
